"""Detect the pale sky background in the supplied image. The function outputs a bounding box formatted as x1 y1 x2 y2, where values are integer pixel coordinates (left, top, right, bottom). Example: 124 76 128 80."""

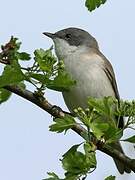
0 0 135 180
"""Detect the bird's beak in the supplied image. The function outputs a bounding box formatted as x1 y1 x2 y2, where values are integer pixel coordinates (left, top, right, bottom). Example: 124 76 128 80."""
43 32 55 39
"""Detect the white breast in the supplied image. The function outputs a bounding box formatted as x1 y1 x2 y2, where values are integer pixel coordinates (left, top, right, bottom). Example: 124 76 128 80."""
62 51 115 112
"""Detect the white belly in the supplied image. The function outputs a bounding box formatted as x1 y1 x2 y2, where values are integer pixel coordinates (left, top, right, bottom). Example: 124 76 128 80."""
62 53 115 112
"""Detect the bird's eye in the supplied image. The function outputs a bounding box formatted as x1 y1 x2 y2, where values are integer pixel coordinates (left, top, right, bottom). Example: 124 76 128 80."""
65 33 71 39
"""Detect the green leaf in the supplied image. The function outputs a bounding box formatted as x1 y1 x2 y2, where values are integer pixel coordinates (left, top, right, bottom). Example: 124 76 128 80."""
17 52 31 60
122 135 135 143
104 175 116 180
43 172 60 180
88 97 118 130
96 0 101 7
90 120 109 139
30 73 49 84
47 70 76 92
63 144 81 158
85 0 96 12
0 88 12 104
105 128 123 144
88 97 116 118
83 143 97 168
33 49 76 91
34 48 49 59
88 97 107 115
85 0 107 12
49 115 76 133
34 48 57 72
64 175 78 180
0 61 25 88
62 143 96 177
87 97 124 142
62 144 87 174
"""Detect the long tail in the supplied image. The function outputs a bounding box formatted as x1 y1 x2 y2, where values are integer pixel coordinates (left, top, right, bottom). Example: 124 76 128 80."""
112 141 131 174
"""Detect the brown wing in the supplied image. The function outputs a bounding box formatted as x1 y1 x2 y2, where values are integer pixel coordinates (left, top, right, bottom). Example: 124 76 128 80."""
104 60 120 100
97 51 120 100
97 50 123 128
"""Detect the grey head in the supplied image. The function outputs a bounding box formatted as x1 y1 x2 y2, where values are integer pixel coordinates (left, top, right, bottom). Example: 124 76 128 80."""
43 27 99 59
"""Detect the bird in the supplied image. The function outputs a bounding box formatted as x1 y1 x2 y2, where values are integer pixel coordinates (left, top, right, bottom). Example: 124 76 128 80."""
43 27 131 174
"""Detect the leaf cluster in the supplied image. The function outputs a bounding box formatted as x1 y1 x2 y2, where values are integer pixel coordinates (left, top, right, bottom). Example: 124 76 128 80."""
44 143 96 180
47 97 135 179
0 37 75 104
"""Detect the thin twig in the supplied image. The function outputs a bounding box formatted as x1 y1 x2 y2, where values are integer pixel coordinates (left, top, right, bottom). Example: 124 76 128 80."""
4 85 135 173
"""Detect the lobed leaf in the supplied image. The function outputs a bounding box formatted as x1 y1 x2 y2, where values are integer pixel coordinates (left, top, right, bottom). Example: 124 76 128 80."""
83 143 97 168
62 143 96 178
49 115 76 133
0 61 25 88
85 0 107 12
34 48 57 73
90 120 109 139
30 73 49 84
47 71 76 92
0 88 12 104
17 52 31 60
104 175 115 180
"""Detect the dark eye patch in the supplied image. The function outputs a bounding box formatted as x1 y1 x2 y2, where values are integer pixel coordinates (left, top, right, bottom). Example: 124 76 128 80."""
65 33 71 39
55 29 83 46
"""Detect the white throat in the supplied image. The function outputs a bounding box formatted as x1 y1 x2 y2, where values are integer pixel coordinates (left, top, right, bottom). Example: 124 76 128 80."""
53 38 89 60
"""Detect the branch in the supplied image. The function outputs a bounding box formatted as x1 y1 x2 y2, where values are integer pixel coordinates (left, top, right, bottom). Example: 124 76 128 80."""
4 85 135 173
100 144 135 172
5 85 64 117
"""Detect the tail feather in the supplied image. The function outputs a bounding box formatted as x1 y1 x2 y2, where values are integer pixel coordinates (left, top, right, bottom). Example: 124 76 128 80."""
112 141 131 174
